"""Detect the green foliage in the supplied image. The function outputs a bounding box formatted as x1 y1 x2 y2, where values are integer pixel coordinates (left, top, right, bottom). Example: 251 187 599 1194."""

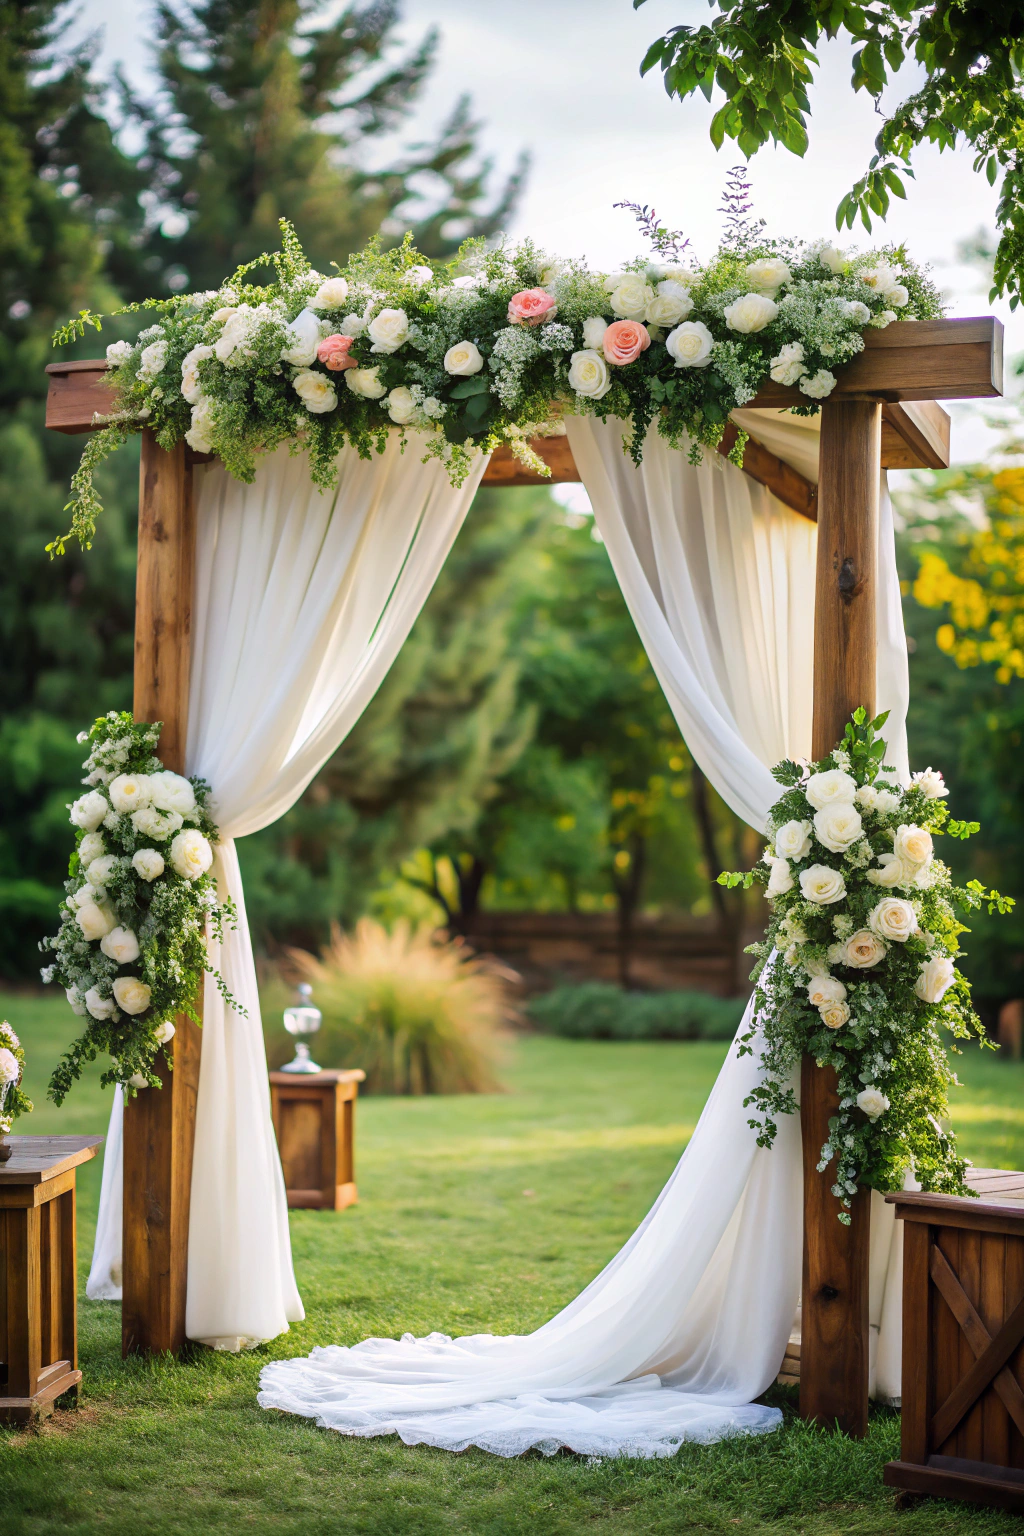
526 982 745 1041
635 0 1024 302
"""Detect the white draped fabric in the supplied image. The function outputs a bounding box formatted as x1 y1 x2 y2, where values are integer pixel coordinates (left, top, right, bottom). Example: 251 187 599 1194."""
87 438 489 1345
257 414 912 1451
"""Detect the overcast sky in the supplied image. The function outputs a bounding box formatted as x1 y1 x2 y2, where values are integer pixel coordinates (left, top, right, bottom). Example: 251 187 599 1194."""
69 0 1018 465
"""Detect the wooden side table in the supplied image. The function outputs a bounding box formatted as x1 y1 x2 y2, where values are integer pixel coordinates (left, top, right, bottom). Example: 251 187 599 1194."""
884 1167 1024 1513
0 1134 102 1424
269 1070 365 1210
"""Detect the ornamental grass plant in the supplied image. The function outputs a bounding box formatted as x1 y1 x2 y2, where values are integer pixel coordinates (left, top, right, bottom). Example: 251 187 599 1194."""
282 919 510 1094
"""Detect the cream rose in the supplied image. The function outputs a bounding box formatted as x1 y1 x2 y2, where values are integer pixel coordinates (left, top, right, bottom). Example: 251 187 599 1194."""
843 929 887 968
807 975 847 1008
280 308 322 366
856 1086 890 1121
65 987 87 1017
129 1072 149 1090
911 767 948 800
404 265 433 288
813 803 863 854
180 344 214 405
799 864 847 904
132 848 165 882
606 273 654 320
310 276 349 310
582 316 609 349
100 926 141 965
106 340 133 366
154 1020 176 1045
868 897 918 943
874 789 901 814
915 955 956 1004
813 244 846 274
645 281 693 326
131 807 183 842
568 349 612 400
70 790 108 832
745 258 791 293
367 307 410 354
85 854 119 888
723 293 778 333
292 369 338 414
889 284 910 308
820 1001 850 1030
113 976 152 1015
765 855 794 896
866 851 911 889
77 831 106 867
800 369 836 399
345 366 387 400
387 387 418 424
185 397 217 453
109 773 153 814
137 339 168 382
666 321 714 369
84 987 117 1020
444 340 484 376
893 824 933 867
148 771 196 818
805 769 857 810
769 342 806 386
169 828 214 881
75 900 116 941
774 819 813 861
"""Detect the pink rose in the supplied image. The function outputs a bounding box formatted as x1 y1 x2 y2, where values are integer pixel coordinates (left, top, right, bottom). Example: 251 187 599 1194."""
602 320 652 367
316 334 357 371
507 288 558 327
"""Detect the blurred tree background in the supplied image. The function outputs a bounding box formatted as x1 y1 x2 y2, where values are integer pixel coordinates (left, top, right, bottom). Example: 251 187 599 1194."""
3 1 1023 1014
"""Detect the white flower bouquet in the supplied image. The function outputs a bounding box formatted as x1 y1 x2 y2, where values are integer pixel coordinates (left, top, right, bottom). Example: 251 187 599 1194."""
0 1019 31 1139
40 712 238 1101
49 205 941 554
722 709 1014 1220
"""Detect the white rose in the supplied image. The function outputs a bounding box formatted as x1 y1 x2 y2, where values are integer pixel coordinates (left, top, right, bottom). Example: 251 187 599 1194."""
645 281 693 326
769 341 807 386
765 855 794 896
568 349 612 401
606 273 655 320
915 955 956 1004
723 293 778 333
386 386 418 425
169 828 214 881
813 244 846 274
113 976 152 1015
137 339 167 382
85 855 120 888
421 397 443 418
813 803 863 854
129 1072 149 1090
77 831 106 867
775 819 813 861
859 262 901 295
214 308 257 365
666 321 714 369
807 975 847 1008
84 987 117 1020
855 785 879 811
444 340 484 376
856 1086 890 1121
185 397 217 453
805 769 857 810
132 848 165 882
404 265 434 288
209 305 237 324
894 824 933 867
67 882 100 911
653 265 699 285
867 851 912 889
800 369 836 399
820 1001 850 1030
582 316 609 349
889 285 909 308
280 308 322 366
180 344 214 405
345 366 386 400
109 773 153 814
154 1019 176 1045
367 308 410 354
292 369 338 414
339 313 366 338
65 987 87 1017
843 929 887 968
106 339 133 366
70 790 108 832
872 310 898 328
799 864 847 904
310 276 349 310
75 901 116 941
745 258 791 293
148 770 197 818
868 897 918 943
100 926 141 965
911 767 948 800
874 788 901 813
131 806 183 842
841 300 871 325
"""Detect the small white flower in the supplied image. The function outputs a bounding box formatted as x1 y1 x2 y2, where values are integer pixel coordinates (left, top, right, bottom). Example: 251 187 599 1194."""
338 313 366 338
843 929 887 968
567 349 612 400
871 310 898 328
70 791 108 832
75 900 117 941
855 785 879 811
799 865 847 904
856 1086 890 1121
912 767 948 800
180 344 214 405
84 987 117 1020
582 316 609 349
137 339 168 382
805 769 857 810
185 397 217 453
386 386 418 424
421 396 444 419
345 366 387 400
745 258 791 293
106 340 133 366
893 824 933 867
0 1047 19 1084
859 261 902 296
774 819 813 861
811 243 846 274
131 806 183 842
310 276 349 310
367 307 410 354
723 293 778 333
807 975 847 1008
666 320 714 369
132 848 165 882
129 1072 149 1090
100 926 141 965
148 771 196 818
800 369 836 399
889 284 909 308
868 896 918 943
169 828 214 881
765 855 794 896
280 308 322 366
404 265 434 288
769 341 807 386
444 340 484 376
154 1020 176 1045
108 773 153 814
65 987 87 1017
915 955 956 1004
77 831 106 867
113 977 152 1015
85 855 120 888
841 300 871 325
292 369 338 414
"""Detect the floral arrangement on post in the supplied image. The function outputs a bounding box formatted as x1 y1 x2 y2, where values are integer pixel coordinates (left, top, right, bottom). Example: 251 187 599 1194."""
40 712 238 1103
50 191 941 553
0 1020 32 1142
720 709 1014 1222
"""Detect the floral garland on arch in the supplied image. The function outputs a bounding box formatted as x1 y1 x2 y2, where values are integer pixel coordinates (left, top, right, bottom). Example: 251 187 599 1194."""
40 713 239 1104
50 214 941 553
721 710 1014 1222
0 1020 32 1136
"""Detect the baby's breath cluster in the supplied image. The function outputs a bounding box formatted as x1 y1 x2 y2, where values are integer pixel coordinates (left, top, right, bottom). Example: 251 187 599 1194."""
721 709 1013 1221
50 219 941 553
40 712 238 1103
0 1019 32 1135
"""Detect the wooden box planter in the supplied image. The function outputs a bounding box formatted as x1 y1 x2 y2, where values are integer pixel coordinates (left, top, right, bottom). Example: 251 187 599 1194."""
0 1135 102 1424
269 1070 365 1210
884 1169 1024 1513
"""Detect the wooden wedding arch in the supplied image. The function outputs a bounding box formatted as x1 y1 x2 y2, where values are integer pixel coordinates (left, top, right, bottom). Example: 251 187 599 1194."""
46 315 1002 1434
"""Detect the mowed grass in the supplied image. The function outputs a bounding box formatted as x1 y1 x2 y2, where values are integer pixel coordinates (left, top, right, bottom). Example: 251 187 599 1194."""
2 989 1024 1534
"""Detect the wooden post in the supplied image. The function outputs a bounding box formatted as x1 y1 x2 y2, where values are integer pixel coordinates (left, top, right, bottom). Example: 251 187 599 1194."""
121 431 202 1357
800 399 881 1437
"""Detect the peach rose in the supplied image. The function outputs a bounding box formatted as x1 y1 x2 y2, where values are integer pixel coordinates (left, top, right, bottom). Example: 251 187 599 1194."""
602 320 652 367
317 334 357 371
507 288 558 326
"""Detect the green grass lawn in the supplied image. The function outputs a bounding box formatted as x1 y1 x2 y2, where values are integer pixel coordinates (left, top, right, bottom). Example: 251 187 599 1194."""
2 989 1024 1535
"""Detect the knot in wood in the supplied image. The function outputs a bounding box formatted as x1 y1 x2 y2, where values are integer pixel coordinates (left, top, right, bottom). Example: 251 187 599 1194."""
838 557 863 604
820 1283 840 1301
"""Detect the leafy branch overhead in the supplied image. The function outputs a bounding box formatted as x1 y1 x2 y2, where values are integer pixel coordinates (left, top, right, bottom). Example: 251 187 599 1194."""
635 0 1024 306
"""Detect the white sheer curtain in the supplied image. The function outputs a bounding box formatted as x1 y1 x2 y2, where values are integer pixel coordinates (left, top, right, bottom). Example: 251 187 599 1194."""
87 437 489 1346
258 414 911 1451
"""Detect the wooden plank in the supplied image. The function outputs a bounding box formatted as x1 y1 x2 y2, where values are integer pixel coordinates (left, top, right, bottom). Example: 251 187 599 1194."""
0 1135 102 1185
798 1056 870 1436
960 1228 985 1459
44 360 116 434
716 423 818 521
881 401 950 470
885 1458 1024 1513
934 1226 963 1454
928 1240 1024 1442
58 1189 77 1372
902 1219 931 1463
931 1294 1024 1450
122 431 201 1358
483 435 577 486
2 1206 40 1398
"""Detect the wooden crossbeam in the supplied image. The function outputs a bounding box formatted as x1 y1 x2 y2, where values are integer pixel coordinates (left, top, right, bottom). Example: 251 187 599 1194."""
928 1242 1024 1441
931 1267 1024 1449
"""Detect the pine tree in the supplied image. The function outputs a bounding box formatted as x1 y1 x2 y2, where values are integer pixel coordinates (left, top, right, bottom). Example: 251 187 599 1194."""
122 0 527 293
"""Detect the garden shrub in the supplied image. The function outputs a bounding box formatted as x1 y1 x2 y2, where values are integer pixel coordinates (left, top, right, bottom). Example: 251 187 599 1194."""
526 982 745 1042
